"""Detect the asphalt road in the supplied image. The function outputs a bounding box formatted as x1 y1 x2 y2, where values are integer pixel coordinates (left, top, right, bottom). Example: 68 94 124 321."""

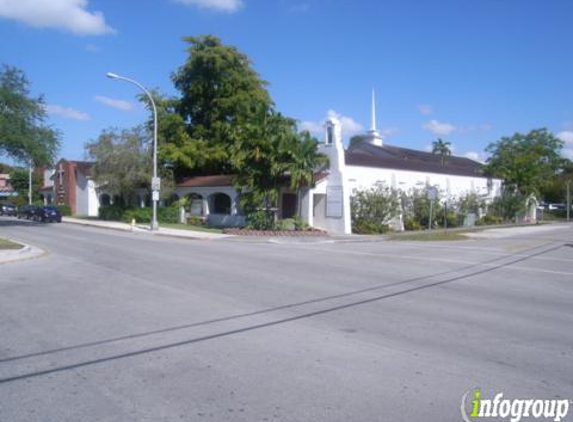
1 218 572 422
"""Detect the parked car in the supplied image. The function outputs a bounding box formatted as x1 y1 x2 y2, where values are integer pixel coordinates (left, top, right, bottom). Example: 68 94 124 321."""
0 202 17 216
35 206 62 223
17 205 40 220
548 203 565 211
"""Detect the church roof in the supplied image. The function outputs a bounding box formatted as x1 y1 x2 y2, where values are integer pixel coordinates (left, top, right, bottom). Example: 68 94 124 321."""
177 174 235 188
345 142 486 178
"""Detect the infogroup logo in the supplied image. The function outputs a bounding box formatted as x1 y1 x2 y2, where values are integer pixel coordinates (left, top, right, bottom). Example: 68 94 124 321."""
461 389 571 422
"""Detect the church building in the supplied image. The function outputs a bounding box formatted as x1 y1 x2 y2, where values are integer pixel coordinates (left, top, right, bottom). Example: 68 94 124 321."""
174 95 503 234
295 95 502 234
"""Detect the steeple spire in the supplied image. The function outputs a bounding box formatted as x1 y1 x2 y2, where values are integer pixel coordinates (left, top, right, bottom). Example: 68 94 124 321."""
371 89 376 131
365 89 383 147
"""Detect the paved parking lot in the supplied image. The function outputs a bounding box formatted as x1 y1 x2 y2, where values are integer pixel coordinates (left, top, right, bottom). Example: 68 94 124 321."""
1 218 572 421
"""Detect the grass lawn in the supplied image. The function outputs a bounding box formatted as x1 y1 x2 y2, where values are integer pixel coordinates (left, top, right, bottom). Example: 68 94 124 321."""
388 231 469 241
0 238 23 250
160 223 224 234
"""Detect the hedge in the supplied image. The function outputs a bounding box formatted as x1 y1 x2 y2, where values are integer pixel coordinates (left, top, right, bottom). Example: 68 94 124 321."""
98 205 179 224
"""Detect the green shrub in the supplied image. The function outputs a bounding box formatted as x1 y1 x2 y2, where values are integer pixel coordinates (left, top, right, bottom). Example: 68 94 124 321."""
247 210 275 230
404 217 422 231
476 215 504 226
275 219 293 231
352 219 390 234
187 216 205 226
292 215 308 231
121 208 149 223
401 188 443 230
351 186 400 234
57 205 72 216
99 205 125 221
158 206 179 224
441 211 459 228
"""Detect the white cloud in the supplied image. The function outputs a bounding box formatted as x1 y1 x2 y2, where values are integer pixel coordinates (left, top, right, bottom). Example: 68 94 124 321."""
0 0 115 35
45 104 90 121
562 149 573 160
422 119 456 136
173 0 243 12
326 110 364 135
417 104 433 115
300 110 364 137
287 3 310 13
299 120 323 134
556 131 573 145
95 95 135 111
463 151 485 163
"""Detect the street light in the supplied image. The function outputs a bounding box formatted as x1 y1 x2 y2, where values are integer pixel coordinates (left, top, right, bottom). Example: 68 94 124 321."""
106 72 159 230
567 179 571 223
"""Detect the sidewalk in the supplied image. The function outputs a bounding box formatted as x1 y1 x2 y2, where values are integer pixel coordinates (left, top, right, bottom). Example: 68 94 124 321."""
62 217 232 240
0 241 45 265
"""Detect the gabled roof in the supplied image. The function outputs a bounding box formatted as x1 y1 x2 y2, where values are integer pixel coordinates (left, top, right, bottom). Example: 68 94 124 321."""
345 142 485 178
177 174 235 188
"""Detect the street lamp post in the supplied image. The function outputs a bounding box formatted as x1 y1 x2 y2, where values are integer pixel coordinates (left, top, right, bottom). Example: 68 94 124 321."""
28 159 32 206
106 72 159 231
567 179 571 223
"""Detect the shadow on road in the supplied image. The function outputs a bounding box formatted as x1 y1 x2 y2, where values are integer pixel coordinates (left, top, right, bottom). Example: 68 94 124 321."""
0 241 565 385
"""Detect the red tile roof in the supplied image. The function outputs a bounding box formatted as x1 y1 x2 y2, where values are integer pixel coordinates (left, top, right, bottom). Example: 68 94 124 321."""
177 174 235 188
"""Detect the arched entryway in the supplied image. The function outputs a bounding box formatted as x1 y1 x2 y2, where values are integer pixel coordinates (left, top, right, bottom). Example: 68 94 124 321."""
187 193 204 216
210 192 231 215
100 194 111 206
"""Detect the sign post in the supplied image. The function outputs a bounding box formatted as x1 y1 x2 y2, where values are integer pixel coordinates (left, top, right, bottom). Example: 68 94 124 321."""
427 186 438 233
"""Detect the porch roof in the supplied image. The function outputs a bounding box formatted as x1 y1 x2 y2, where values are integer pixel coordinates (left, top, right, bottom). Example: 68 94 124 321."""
177 174 235 188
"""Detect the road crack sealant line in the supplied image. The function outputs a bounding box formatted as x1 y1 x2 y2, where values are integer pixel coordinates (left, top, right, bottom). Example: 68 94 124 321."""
0 240 560 366
0 241 565 385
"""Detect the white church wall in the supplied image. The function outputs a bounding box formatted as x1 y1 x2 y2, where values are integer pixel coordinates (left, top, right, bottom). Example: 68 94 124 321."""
345 165 500 202
314 119 352 234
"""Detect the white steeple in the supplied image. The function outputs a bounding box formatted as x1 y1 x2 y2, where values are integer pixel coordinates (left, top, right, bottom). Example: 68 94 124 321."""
370 89 377 132
365 89 383 147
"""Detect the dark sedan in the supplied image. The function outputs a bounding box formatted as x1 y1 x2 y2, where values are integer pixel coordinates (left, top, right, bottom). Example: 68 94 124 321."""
35 206 62 223
0 202 17 216
17 205 40 220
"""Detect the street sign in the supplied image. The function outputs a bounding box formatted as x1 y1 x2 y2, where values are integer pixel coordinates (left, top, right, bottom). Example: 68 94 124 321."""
152 191 160 201
427 186 438 201
151 177 161 192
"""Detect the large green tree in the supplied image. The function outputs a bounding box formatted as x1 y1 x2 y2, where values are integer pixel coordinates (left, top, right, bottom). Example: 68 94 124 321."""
0 65 60 166
164 35 272 176
86 126 173 205
484 128 565 196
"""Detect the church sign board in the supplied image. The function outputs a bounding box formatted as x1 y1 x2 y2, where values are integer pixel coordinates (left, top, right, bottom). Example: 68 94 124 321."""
326 186 343 218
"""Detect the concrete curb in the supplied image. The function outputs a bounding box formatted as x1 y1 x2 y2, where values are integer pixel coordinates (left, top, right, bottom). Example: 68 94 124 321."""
0 239 46 265
62 217 231 240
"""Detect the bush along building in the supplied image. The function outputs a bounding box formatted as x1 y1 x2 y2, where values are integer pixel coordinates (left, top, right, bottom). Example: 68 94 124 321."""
41 98 506 233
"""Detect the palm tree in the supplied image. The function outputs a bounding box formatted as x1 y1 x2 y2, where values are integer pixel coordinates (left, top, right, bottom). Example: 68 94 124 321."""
230 107 328 214
432 138 452 167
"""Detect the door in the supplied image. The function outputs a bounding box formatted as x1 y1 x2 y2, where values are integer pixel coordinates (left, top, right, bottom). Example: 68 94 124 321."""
281 193 297 219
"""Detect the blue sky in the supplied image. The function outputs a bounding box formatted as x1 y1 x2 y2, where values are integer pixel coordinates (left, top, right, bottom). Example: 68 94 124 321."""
1 0 573 165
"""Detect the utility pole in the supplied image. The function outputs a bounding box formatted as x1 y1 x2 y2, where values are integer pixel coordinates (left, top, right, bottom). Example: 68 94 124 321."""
567 179 571 222
28 160 32 206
